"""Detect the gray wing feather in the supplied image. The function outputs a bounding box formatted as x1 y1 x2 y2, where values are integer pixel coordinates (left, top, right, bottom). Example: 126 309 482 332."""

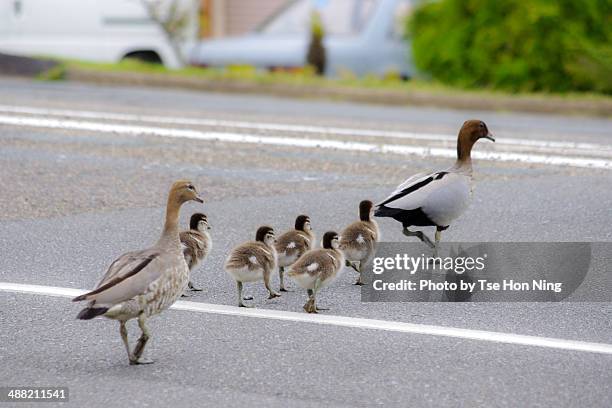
74 249 164 306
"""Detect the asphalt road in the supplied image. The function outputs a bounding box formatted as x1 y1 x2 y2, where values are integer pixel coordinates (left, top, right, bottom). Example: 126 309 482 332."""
0 78 611 407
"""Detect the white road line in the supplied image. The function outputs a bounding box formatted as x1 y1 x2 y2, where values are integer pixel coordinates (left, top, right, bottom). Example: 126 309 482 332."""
1 115 611 170
2 281 612 355
0 104 609 153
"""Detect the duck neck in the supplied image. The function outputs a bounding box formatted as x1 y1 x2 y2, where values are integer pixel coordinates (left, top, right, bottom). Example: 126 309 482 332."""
455 138 474 174
159 196 182 247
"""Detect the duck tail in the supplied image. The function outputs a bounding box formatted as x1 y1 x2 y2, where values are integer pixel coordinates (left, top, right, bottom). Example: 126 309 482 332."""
76 307 108 320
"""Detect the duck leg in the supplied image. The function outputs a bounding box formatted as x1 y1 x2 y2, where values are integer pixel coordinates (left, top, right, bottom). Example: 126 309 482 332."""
130 314 154 365
237 281 253 308
402 227 435 248
314 278 329 311
433 228 443 258
264 269 281 299
119 321 132 361
279 267 292 292
353 261 365 286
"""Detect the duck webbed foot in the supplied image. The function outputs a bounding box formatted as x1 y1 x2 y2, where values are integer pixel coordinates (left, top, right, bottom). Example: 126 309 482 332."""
303 297 317 313
129 358 155 365
188 281 203 292
267 291 281 299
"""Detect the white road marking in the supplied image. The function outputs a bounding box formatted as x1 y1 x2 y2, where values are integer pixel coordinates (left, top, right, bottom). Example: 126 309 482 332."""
0 104 609 153
2 281 612 355
1 115 611 170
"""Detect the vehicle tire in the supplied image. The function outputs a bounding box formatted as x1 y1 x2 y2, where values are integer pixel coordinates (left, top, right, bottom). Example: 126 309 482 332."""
122 51 163 65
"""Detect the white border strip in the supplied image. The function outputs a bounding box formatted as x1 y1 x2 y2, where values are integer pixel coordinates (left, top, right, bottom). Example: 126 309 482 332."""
2 282 612 355
1 115 610 170
0 104 609 152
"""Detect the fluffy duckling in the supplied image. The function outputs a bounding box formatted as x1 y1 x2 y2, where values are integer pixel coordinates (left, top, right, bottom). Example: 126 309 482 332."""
375 120 494 254
340 200 379 286
73 180 203 365
225 226 280 307
275 215 315 292
180 213 211 296
288 231 344 313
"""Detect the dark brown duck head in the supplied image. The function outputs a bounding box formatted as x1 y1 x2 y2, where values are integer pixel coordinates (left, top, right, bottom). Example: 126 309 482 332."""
456 120 495 163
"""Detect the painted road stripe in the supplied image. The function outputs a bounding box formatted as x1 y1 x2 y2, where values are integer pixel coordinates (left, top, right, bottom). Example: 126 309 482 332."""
2 282 612 355
0 104 609 153
1 115 611 170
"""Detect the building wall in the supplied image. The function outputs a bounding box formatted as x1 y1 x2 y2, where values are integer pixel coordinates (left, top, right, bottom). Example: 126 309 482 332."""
224 0 287 36
202 0 287 38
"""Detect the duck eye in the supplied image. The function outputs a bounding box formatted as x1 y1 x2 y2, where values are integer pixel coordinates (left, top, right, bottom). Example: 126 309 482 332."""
479 122 485 128
187 185 194 191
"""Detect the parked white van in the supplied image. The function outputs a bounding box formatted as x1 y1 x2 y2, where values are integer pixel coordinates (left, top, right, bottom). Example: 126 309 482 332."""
0 0 196 68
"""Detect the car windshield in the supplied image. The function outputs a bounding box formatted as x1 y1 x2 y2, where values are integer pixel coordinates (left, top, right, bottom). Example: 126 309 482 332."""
257 0 378 36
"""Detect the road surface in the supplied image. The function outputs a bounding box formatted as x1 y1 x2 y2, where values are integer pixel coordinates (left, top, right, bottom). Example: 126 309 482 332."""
0 78 611 407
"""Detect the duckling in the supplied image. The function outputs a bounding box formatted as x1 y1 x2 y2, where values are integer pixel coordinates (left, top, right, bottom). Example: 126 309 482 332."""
225 226 280 307
340 200 379 286
73 180 203 365
275 215 315 292
375 120 494 255
179 213 211 297
288 231 344 313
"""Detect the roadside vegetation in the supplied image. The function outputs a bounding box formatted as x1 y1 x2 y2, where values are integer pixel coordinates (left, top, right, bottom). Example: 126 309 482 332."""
41 58 612 106
409 0 612 94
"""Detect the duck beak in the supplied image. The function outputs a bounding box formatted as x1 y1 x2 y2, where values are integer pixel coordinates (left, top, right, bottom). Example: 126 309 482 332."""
484 132 495 142
193 195 204 204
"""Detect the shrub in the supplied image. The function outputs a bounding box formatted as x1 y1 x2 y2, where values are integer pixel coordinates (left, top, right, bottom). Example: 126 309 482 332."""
307 11 327 75
408 0 612 93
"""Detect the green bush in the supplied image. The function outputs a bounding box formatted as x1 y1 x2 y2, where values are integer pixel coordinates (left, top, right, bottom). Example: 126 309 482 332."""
408 0 612 93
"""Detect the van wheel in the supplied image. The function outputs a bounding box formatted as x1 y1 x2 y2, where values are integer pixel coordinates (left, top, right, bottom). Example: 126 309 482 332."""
122 51 163 65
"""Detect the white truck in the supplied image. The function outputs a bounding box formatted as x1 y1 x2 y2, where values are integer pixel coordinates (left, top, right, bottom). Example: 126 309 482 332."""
0 0 198 69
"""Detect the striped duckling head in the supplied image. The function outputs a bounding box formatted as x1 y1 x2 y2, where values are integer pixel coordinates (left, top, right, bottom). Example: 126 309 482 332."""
255 226 276 247
322 231 340 250
190 213 211 232
457 120 495 163
295 215 312 233
359 200 374 222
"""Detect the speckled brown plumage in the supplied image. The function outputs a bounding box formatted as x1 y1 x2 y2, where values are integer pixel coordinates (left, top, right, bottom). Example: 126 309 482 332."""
288 231 344 313
180 213 211 294
275 215 314 291
224 226 279 307
339 200 379 285
73 180 204 365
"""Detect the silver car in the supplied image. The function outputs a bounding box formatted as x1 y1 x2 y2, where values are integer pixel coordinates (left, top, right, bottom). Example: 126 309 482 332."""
189 0 414 77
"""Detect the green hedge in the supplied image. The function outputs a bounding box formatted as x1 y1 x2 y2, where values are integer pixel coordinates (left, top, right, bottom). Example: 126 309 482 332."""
408 0 612 93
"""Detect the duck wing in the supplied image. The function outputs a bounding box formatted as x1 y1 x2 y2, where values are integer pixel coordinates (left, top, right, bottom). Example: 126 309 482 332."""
376 171 470 227
73 248 164 306
180 230 207 268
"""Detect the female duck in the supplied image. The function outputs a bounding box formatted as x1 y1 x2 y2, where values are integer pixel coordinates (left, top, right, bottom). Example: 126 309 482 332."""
73 180 204 365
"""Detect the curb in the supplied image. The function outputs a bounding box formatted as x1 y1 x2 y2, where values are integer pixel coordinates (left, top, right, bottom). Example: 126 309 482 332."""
60 68 611 117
